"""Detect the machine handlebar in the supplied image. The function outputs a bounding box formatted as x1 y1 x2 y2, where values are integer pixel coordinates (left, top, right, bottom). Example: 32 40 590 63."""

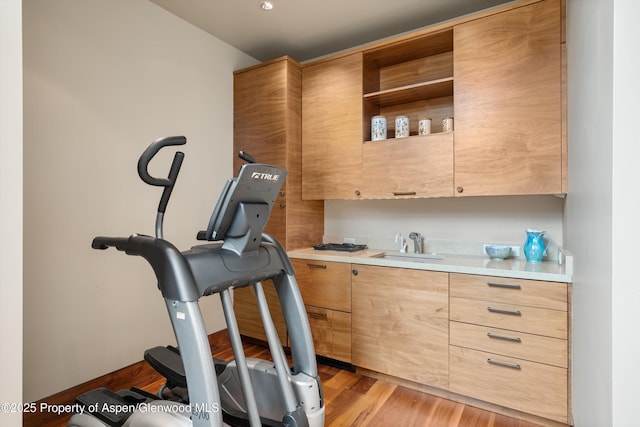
91 236 131 251
137 136 186 215
91 234 198 301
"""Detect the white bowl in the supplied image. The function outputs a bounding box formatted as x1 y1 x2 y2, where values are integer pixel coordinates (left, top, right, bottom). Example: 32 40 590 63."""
485 244 511 260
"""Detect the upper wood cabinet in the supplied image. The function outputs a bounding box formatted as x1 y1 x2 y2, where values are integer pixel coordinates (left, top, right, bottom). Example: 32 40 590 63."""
234 56 323 250
360 29 455 199
302 53 363 200
298 0 566 200
233 57 324 343
361 133 454 198
453 0 563 196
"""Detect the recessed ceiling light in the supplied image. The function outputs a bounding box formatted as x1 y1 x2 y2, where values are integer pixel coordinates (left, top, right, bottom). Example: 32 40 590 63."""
258 1 274 11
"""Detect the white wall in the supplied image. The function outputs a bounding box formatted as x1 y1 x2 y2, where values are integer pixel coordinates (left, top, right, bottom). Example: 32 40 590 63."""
0 1 23 425
326 196 565 249
610 0 640 424
565 0 640 425
22 0 258 402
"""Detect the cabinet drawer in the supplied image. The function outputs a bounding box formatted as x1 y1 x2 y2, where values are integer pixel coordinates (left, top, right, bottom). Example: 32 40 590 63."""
450 297 567 339
450 273 567 311
450 345 568 424
450 321 567 368
292 259 351 312
306 306 351 363
234 285 287 344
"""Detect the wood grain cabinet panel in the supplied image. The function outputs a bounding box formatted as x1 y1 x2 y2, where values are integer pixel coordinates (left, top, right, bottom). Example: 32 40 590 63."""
305 307 352 363
233 57 323 343
352 265 449 388
302 53 363 200
449 273 568 311
361 133 454 199
291 258 352 362
450 297 567 339
453 0 563 196
450 345 568 424
449 272 570 423
234 284 288 345
450 321 567 368
292 259 351 313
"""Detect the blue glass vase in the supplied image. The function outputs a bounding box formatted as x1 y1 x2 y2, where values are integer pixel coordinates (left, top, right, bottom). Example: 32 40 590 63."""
524 229 547 263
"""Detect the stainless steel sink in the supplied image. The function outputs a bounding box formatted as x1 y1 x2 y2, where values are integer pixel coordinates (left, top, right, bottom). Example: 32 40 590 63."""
370 252 445 263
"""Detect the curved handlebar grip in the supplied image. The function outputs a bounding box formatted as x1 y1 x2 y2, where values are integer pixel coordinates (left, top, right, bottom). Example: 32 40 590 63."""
137 136 186 187
238 150 256 164
91 234 199 301
92 236 131 251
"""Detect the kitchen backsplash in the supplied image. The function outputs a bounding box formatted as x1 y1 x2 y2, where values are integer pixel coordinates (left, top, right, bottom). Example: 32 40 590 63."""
323 195 566 260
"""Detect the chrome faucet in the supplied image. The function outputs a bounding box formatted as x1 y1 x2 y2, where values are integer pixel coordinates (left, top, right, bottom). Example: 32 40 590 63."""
409 232 423 254
395 233 407 253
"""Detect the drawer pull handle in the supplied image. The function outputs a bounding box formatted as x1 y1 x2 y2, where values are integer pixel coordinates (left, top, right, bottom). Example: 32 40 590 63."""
307 311 327 320
487 281 521 290
487 332 522 343
393 191 417 196
306 263 327 269
487 359 521 370
487 307 522 316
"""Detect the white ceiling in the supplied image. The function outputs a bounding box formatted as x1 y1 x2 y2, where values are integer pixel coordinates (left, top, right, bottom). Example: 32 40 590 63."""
150 0 515 62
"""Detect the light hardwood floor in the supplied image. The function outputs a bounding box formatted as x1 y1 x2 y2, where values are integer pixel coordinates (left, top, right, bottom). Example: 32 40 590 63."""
24 338 543 426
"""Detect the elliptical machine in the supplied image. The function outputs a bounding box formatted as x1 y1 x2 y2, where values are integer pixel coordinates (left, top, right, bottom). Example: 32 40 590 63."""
68 136 324 427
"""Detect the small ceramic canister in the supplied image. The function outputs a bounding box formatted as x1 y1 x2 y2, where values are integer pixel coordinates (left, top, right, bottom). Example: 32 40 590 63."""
418 118 432 136
395 115 409 138
371 115 387 141
442 117 454 132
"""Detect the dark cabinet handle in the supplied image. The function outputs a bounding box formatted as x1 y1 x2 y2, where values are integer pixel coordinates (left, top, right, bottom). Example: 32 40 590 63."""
352 269 358 276
487 307 522 316
487 281 521 290
487 332 522 343
355 189 361 196
306 263 327 269
307 310 328 320
487 359 521 370
456 186 463 193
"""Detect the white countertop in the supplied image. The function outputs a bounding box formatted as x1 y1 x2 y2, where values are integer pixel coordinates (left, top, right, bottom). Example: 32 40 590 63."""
288 247 572 283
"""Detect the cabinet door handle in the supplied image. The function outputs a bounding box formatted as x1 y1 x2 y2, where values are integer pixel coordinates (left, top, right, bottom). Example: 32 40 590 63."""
487 359 521 370
393 191 417 196
306 263 327 269
487 332 522 343
487 307 521 316
487 281 521 290
307 310 327 320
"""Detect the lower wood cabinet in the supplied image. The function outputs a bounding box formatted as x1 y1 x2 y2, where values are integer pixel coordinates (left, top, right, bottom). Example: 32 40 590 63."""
234 283 288 345
237 257 572 424
351 265 449 389
292 259 352 363
449 345 568 423
449 273 570 424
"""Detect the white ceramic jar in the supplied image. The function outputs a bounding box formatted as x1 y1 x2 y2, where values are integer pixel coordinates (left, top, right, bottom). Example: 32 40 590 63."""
395 115 409 138
442 117 454 132
418 118 432 136
371 115 387 141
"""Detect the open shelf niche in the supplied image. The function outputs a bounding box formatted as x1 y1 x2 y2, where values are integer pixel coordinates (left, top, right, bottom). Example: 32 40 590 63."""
363 28 454 141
